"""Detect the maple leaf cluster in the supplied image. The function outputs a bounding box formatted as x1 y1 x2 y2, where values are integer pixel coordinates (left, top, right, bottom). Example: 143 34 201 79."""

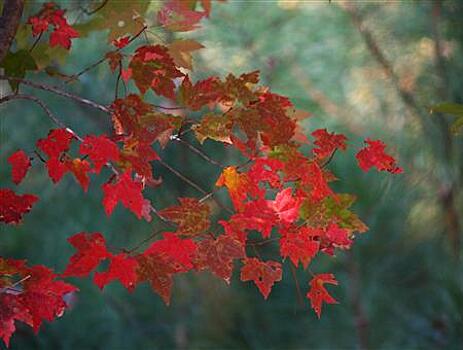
0 258 77 347
0 0 404 346
28 2 79 50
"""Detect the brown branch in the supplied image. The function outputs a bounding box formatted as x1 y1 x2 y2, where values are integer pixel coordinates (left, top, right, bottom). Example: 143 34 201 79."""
0 0 24 62
171 135 225 168
0 75 110 113
341 1 427 123
0 93 84 141
431 1 460 259
64 25 148 84
157 157 233 214
347 250 370 350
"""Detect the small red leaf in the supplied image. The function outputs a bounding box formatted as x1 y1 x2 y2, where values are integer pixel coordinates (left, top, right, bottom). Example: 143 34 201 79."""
36 128 73 158
270 187 301 224
8 150 31 185
49 25 79 49
62 232 110 277
307 273 338 318
65 158 91 192
80 135 120 174
0 188 38 224
356 139 402 174
312 128 347 159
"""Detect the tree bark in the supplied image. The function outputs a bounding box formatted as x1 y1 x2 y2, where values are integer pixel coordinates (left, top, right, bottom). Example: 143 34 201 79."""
0 0 25 63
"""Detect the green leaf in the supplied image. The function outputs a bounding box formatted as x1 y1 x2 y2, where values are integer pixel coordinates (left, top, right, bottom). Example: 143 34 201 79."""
430 103 463 135
429 103 463 118
0 49 38 91
450 116 463 135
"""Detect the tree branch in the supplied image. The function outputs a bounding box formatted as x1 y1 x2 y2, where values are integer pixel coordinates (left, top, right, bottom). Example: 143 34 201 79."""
0 93 85 142
0 75 111 113
0 0 24 62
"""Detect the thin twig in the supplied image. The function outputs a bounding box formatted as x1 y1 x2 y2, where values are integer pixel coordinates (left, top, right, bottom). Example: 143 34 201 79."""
127 228 164 253
29 32 42 52
0 75 110 113
64 25 148 84
171 135 225 168
0 93 83 141
157 157 233 214
321 149 337 168
289 263 305 308
83 0 109 15
157 158 208 195
247 237 279 246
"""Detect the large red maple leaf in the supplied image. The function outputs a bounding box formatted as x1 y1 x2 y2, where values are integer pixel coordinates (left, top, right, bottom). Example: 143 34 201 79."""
193 233 245 283
62 232 110 277
159 197 210 236
240 257 282 299
94 253 138 291
79 135 120 174
102 171 149 219
280 225 320 269
145 233 197 270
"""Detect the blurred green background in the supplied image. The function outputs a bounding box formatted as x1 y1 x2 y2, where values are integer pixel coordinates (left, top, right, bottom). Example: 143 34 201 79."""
1 1 462 349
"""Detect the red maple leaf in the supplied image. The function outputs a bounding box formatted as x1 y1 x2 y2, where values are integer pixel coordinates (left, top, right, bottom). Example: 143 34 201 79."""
50 24 79 49
0 258 77 346
356 139 403 174
94 253 138 291
216 166 261 212
324 223 352 249
36 128 74 158
28 16 49 36
0 294 33 347
79 135 120 174
193 233 245 283
28 3 79 50
312 128 347 159
158 0 206 32
229 199 278 239
306 273 338 318
135 251 184 305
129 45 184 98
8 150 31 185
62 232 110 277
270 187 302 224
248 158 284 189
240 258 282 299
159 197 210 236
0 188 38 224
64 158 91 192
102 171 148 219
145 233 197 270
21 264 77 332
280 225 320 269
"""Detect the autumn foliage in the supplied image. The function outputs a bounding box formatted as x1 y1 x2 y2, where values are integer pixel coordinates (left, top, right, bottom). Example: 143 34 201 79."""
0 1 402 347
